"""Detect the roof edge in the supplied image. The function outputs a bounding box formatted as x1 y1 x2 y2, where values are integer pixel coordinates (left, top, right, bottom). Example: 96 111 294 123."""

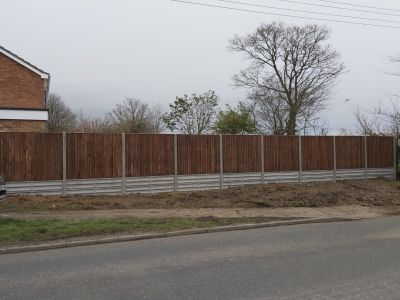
0 45 50 79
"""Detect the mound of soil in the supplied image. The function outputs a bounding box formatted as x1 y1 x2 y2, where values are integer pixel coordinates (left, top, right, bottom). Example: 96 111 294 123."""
1 179 399 213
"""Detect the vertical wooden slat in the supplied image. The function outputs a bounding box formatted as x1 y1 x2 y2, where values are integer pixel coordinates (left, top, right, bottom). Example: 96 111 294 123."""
223 135 261 173
264 136 299 172
177 135 220 175
333 136 337 181
336 136 365 169
125 134 174 177
366 136 394 168
394 136 398 180
66 133 122 179
0 132 62 181
121 133 126 194
301 136 334 171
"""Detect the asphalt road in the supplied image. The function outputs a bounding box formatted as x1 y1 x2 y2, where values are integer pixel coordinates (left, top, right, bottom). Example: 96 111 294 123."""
2 217 400 299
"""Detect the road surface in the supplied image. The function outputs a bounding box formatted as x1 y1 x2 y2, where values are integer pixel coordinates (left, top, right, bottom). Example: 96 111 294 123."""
2 217 400 299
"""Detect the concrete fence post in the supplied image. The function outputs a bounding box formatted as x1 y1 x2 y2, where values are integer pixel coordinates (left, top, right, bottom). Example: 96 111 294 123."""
260 134 265 185
219 134 224 191
220 134 224 191
364 135 368 181
174 134 178 192
299 135 303 184
62 132 67 196
333 136 337 182
121 133 126 194
394 136 398 180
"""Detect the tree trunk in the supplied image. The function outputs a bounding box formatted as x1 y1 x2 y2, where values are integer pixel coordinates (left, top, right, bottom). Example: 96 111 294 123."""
286 111 297 135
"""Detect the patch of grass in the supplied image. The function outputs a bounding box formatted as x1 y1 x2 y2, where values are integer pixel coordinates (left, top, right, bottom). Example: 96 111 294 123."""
0 218 214 244
0 217 283 245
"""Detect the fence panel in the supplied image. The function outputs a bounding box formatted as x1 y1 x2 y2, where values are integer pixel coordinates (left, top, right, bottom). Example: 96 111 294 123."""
223 135 261 173
336 136 365 169
367 136 394 168
125 134 174 177
67 133 122 179
0 133 395 187
177 135 220 175
0 132 62 181
302 136 334 171
264 136 299 172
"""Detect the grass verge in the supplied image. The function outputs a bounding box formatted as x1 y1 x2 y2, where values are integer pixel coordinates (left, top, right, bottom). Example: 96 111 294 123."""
0 217 284 246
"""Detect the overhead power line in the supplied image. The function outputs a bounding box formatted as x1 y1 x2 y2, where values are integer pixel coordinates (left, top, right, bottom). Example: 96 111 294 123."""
315 0 400 13
271 0 400 18
213 0 400 24
170 0 400 29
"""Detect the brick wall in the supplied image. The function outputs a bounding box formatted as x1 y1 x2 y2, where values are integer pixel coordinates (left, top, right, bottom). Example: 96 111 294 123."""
0 120 47 132
0 52 46 109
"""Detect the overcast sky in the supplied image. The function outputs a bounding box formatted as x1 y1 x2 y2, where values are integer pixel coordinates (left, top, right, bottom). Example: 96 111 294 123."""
1 0 399 132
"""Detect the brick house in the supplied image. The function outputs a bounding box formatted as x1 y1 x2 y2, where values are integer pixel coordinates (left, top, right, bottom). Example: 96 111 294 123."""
0 45 50 132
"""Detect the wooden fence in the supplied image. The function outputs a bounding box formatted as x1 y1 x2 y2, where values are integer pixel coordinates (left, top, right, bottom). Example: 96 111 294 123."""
0 132 396 182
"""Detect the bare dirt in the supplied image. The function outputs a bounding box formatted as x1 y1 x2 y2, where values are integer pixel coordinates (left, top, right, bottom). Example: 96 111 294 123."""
0 179 399 221
2 179 399 248
1 206 395 221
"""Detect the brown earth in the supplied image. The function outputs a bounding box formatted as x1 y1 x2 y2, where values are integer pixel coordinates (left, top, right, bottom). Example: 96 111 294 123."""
1 206 396 221
1 179 399 213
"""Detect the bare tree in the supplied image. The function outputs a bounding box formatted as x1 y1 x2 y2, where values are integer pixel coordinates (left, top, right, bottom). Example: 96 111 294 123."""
386 54 400 78
75 110 111 133
47 93 77 132
353 100 400 179
249 89 287 135
353 52 400 137
354 101 400 137
229 22 346 135
150 103 166 133
162 91 219 134
107 98 164 133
